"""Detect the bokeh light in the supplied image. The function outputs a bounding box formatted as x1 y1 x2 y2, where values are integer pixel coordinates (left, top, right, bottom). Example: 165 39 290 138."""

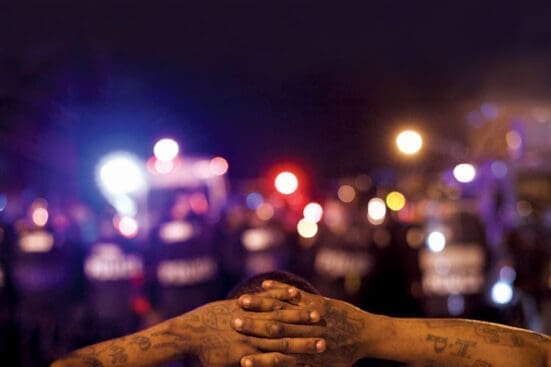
396 129 423 155
480 102 499 120
97 152 146 195
190 192 209 214
426 230 446 252
246 192 264 210
32 207 49 227
337 185 356 203
490 160 508 178
447 294 465 316
117 216 139 238
256 203 274 221
303 202 323 223
153 138 179 161
506 130 522 150
274 171 298 195
406 227 424 248
385 191 406 211
367 198 386 225
154 159 174 174
209 156 229 176
297 218 318 238
491 281 513 305
0 194 6 212
453 163 476 183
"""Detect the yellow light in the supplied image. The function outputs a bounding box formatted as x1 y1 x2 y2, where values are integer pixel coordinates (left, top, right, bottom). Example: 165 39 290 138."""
337 185 356 203
297 218 318 238
386 191 406 211
396 130 423 155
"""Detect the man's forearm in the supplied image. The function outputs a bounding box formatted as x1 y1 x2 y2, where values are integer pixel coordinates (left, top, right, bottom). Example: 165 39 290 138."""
360 314 551 367
51 314 197 367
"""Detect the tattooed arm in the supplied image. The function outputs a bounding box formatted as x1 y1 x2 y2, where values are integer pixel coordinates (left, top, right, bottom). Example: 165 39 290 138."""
365 317 551 367
235 280 551 367
51 294 324 367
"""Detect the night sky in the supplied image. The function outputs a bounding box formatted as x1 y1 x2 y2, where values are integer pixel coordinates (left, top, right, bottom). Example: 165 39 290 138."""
2 1 551 191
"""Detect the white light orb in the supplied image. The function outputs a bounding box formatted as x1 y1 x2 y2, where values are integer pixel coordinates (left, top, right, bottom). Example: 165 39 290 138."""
426 231 446 252
275 171 298 195
153 138 180 161
303 202 323 223
367 198 386 225
97 152 146 195
396 130 423 155
297 218 318 238
453 163 477 183
491 281 513 305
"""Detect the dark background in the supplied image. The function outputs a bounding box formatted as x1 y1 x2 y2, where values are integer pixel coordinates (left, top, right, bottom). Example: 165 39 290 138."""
1 1 551 193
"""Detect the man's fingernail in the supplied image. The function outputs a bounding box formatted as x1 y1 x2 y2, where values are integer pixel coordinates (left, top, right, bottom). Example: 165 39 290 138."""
262 280 273 288
288 287 297 296
240 296 251 306
242 357 253 367
316 339 326 352
309 311 320 322
232 318 243 329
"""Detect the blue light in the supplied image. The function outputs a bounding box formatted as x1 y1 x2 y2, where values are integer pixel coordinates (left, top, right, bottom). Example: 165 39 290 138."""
481 102 499 120
246 192 264 210
0 194 6 212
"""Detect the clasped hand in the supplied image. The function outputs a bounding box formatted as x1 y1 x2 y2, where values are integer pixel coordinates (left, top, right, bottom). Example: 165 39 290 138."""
197 280 365 367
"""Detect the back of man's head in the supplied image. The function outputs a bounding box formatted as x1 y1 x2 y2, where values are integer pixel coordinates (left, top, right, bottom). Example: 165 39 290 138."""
226 271 320 299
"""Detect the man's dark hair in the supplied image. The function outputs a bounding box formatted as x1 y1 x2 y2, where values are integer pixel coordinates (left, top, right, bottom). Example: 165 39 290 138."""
226 271 320 299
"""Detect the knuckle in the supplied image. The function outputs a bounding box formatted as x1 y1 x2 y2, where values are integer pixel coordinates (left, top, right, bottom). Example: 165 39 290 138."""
299 310 309 321
272 354 283 367
267 322 283 337
281 338 290 352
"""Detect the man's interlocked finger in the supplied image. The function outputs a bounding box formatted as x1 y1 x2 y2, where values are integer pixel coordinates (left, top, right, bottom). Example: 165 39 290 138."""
247 336 326 354
232 317 324 338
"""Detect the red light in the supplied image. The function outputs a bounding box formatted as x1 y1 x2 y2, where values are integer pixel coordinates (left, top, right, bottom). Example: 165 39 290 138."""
190 193 209 214
131 296 151 315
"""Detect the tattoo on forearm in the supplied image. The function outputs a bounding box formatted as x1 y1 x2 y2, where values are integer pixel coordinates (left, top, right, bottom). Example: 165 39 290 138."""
129 336 151 351
426 334 477 359
416 359 492 367
107 345 128 364
474 325 524 347
427 334 448 353
57 352 104 367
451 339 476 358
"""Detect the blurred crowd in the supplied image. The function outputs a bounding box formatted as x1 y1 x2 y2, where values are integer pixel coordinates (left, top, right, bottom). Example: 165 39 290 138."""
0 161 550 367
